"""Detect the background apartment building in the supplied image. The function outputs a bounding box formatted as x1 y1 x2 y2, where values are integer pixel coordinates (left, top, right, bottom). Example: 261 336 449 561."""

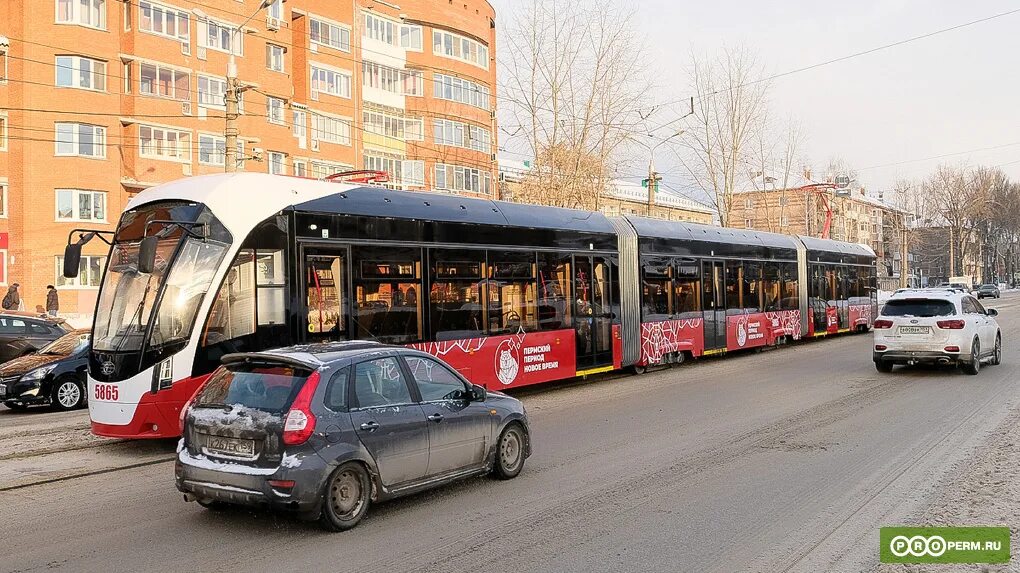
0 0 498 318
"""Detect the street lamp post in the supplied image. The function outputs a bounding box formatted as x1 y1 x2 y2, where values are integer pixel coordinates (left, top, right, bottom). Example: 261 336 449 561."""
628 131 683 216
225 1 273 173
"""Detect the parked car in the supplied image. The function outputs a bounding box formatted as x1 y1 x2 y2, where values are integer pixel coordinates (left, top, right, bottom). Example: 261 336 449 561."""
0 329 90 410
977 284 1001 299
0 312 72 365
873 289 1000 375
176 342 531 531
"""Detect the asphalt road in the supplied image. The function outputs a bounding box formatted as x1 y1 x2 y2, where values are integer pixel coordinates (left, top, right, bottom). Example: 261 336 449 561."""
5 295 1020 573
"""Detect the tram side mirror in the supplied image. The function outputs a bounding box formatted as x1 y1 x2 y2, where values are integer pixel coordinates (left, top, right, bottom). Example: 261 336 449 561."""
138 236 158 274
63 243 82 278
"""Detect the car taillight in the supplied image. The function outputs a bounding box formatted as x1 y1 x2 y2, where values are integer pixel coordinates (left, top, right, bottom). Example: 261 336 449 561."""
937 320 966 330
875 345 887 351
944 346 960 353
283 371 322 446
873 319 893 329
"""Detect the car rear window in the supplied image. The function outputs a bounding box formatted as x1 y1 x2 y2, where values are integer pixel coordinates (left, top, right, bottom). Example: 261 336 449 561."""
881 299 956 317
194 362 314 414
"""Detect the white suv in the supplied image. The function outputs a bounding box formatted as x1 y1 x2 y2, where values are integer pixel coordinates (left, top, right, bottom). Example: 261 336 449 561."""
873 289 1001 375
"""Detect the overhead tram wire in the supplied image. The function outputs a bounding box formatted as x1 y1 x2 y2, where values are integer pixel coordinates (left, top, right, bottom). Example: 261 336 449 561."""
859 141 1020 171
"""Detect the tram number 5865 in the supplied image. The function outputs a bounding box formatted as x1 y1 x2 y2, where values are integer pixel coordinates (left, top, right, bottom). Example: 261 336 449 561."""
94 383 119 401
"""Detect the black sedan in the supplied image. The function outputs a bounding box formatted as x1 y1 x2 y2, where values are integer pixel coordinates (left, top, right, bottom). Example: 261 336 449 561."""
0 312 72 364
977 284 1001 299
0 329 90 411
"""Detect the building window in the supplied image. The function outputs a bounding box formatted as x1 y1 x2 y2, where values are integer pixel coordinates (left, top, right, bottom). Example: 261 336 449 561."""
266 0 282 22
55 123 106 158
434 163 492 195
433 119 491 152
139 1 189 42
310 65 351 98
266 44 285 72
55 56 106 91
56 189 106 221
138 125 190 161
362 61 422 96
0 182 7 217
57 0 106 29
363 110 423 141
0 45 6 83
363 13 397 45
310 160 351 179
55 255 106 288
139 62 189 100
780 216 789 227
311 113 351 146
293 159 307 177
433 73 490 110
364 154 424 187
400 24 422 50
292 109 307 140
779 196 788 206
198 75 233 109
745 218 753 228
198 134 242 167
268 151 286 175
744 198 752 209
0 114 6 151
267 97 285 125
203 18 240 55
432 30 488 69
309 17 350 52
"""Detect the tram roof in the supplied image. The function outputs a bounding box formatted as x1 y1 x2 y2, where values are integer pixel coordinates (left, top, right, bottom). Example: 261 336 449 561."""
292 186 617 235
625 216 800 250
798 235 876 258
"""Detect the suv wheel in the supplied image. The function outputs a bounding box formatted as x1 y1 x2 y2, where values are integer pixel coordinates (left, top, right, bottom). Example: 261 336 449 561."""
962 339 981 375
319 462 371 531
51 377 84 410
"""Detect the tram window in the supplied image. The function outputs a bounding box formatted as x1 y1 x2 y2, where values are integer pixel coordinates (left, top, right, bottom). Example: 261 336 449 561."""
674 261 701 316
488 251 538 334
353 247 422 343
537 252 572 331
641 257 671 320
256 250 286 325
429 249 485 341
306 254 346 336
762 263 781 311
725 261 743 312
202 249 256 346
846 267 860 301
743 262 762 312
860 266 875 298
781 263 799 310
825 266 838 301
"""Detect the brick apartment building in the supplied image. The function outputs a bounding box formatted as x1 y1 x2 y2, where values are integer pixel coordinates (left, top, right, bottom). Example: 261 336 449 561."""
0 0 498 318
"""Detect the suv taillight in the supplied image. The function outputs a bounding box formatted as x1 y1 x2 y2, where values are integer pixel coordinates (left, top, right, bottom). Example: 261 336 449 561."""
873 319 893 329
937 320 966 330
283 371 322 446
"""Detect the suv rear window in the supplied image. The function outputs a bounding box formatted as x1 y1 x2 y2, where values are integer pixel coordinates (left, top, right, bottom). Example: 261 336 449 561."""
881 299 956 317
194 362 314 414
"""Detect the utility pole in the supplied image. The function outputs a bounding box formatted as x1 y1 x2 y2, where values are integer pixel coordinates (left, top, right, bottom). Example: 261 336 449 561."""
900 222 909 288
224 1 272 173
949 227 956 277
646 159 659 217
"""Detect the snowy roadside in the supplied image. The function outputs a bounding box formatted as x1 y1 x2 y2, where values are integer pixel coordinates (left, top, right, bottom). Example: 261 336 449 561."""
875 404 1020 573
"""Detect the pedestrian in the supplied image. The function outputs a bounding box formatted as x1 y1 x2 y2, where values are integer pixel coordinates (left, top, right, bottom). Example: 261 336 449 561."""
2 283 20 311
46 285 59 317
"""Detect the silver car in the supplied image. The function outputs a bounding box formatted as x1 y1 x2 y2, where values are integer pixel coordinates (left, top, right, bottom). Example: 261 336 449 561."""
175 342 531 530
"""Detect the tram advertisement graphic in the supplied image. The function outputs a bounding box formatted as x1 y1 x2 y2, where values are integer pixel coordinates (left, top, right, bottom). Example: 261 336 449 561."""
639 318 704 365
826 306 840 333
410 329 576 389
850 302 873 327
726 310 802 351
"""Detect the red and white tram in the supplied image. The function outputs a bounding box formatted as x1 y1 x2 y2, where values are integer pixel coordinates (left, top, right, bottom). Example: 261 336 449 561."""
63 174 877 438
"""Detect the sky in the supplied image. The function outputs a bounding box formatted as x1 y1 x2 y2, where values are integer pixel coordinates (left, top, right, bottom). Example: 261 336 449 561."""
489 0 1020 201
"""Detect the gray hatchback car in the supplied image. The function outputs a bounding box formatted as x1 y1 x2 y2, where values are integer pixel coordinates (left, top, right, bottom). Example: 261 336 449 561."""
175 342 531 530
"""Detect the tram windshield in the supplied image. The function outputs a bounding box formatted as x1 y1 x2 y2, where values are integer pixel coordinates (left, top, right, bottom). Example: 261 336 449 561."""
93 202 232 353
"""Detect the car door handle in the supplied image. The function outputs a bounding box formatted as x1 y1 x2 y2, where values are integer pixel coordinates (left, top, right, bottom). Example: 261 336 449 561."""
359 421 380 431
427 413 444 423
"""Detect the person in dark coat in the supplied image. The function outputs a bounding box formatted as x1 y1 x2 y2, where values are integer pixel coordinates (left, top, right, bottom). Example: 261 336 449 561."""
46 285 59 316
2 283 20 311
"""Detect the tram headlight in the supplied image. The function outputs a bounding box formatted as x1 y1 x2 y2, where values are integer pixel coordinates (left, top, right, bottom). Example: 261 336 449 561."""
21 365 56 381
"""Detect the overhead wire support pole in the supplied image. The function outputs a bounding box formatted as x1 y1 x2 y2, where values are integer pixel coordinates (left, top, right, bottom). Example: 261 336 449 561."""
225 1 272 173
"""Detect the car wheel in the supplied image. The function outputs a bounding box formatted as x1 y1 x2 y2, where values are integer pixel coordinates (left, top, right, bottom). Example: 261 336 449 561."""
992 334 1002 366
196 498 230 511
875 361 894 373
51 377 84 411
492 422 527 480
962 339 980 375
319 462 371 531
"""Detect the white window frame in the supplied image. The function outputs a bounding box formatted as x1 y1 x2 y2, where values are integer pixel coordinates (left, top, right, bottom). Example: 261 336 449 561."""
138 124 191 162
0 45 8 84
309 15 351 52
55 55 107 92
310 63 351 99
310 112 352 146
292 159 307 177
310 160 352 179
198 133 242 167
780 216 789 227
55 123 106 159
0 114 6 152
433 73 490 110
432 29 488 69
138 1 190 42
266 43 285 72
55 255 106 289
745 218 753 228
0 180 7 218
138 60 190 101
267 151 286 175
400 24 423 51
55 189 107 222
433 163 492 194
202 17 241 56
56 0 107 30
433 118 491 152
267 96 286 125
197 74 227 109
363 12 397 46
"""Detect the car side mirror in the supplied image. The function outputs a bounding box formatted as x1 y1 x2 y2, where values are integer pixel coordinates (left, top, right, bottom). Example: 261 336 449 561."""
987 309 998 317
137 236 158 274
63 243 82 278
468 384 486 402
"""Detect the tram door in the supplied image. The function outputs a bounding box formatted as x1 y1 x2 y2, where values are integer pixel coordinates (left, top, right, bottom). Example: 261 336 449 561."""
702 260 727 351
303 247 349 343
574 256 614 369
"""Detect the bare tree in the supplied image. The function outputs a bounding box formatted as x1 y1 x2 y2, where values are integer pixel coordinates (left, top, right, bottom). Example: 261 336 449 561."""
745 117 802 233
500 0 647 209
678 46 770 226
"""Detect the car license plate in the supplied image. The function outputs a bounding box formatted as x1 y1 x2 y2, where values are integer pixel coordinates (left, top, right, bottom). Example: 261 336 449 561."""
899 326 930 334
204 436 256 459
